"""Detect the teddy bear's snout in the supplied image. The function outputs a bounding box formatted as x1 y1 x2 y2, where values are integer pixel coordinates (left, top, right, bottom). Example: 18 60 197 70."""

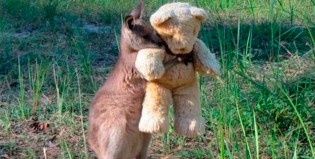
173 46 193 54
170 38 195 54
177 48 187 52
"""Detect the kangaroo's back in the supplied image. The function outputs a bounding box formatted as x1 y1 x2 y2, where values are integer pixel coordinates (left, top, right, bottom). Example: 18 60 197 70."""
88 0 163 158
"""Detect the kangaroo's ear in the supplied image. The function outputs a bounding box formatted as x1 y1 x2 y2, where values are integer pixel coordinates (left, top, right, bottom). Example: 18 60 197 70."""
124 15 135 30
130 0 144 19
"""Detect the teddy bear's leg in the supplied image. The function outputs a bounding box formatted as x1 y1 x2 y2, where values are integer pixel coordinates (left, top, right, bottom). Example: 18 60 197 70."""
172 81 205 137
139 82 172 133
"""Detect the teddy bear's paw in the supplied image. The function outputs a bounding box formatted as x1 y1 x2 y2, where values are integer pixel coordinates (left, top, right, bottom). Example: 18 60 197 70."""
138 114 169 133
174 116 205 137
205 69 219 76
193 39 221 76
147 68 165 80
135 48 166 81
136 64 165 81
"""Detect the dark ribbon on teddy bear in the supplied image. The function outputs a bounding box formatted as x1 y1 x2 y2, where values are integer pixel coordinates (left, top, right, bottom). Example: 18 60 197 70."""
162 41 194 70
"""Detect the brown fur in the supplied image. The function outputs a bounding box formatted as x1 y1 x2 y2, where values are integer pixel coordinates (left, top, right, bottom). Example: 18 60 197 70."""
136 3 218 136
87 1 163 158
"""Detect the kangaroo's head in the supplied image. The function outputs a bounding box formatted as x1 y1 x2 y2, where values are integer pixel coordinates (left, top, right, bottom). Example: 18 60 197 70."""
121 0 164 53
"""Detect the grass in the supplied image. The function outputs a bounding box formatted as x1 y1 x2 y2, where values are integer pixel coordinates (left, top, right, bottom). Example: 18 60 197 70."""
0 0 315 158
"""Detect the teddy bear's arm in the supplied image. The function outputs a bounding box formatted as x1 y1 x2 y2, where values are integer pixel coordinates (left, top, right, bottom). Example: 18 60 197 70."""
193 39 220 76
135 48 166 81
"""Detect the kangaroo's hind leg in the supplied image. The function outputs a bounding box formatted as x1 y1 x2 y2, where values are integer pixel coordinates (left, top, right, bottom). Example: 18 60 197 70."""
96 115 131 159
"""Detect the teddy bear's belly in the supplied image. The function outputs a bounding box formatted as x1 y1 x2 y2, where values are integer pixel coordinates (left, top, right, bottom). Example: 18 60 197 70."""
156 63 196 88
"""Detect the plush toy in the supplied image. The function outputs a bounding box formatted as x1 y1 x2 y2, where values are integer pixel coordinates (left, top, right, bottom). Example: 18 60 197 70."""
135 2 220 137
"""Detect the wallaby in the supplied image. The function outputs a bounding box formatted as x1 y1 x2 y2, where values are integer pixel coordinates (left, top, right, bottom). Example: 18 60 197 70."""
87 0 163 159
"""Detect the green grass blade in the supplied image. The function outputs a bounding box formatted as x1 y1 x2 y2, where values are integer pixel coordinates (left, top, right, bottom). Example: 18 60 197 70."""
236 101 253 159
279 86 315 157
75 68 88 159
253 109 259 159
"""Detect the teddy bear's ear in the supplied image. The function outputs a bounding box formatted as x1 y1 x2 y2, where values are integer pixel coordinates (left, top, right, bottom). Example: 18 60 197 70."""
150 11 173 27
190 7 208 22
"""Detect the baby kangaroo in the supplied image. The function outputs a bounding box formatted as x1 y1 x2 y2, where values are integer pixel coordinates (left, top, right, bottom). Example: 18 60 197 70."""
87 0 163 159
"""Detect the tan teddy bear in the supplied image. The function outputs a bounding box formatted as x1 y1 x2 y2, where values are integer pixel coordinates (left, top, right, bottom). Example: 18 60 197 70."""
136 2 220 137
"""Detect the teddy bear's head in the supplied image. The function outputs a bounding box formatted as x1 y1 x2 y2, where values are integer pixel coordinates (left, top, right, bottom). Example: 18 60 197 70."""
150 2 207 54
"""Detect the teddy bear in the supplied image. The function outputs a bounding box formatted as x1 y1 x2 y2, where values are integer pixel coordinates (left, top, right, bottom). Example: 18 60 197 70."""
135 2 220 137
